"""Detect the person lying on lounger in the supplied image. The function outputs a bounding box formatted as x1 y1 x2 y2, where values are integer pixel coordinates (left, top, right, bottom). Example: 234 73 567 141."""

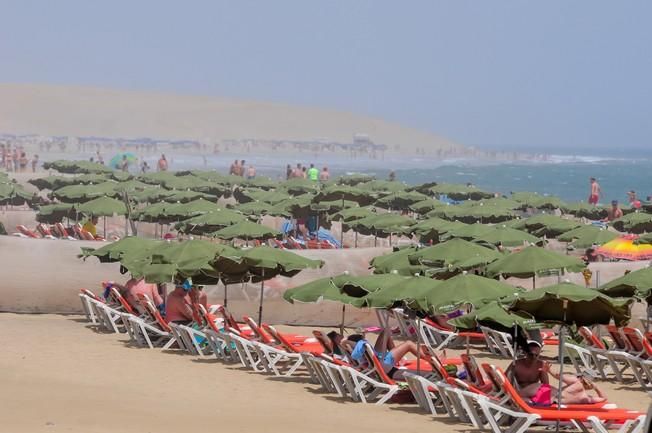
330 329 429 378
507 340 607 405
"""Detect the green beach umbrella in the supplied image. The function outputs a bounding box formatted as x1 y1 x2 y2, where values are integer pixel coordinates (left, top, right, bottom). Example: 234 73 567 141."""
332 206 376 222
414 273 519 314
408 238 503 276
429 183 494 201
599 266 652 299
161 190 216 203
138 171 179 186
52 182 119 203
314 184 376 206
362 275 441 309
350 212 415 238
565 202 608 220
612 211 652 234
233 188 290 205
374 190 429 210
410 199 447 215
175 209 246 234
229 200 275 217
80 236 161 263
558 225 606 242
337 173 376 186
570 229 619 249
370 246 428 276
511 281 632 327
332 273 409 298
486 246 586 283
446 223 495 241
449 301 539 332
76 196 127 217
224 246 323 323
474 226 540 247
358 179 406 194
634 233 652 245
36 203 77 224
212 220 281 242
517 214 581 238
43 160 112 174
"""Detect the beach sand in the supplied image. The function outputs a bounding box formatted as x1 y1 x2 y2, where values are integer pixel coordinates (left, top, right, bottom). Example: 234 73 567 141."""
1 313 648 433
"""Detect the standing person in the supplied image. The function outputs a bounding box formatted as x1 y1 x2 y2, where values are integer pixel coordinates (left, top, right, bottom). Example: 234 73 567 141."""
19 152 28 172
96 150 104 165
31 154 39 173
319 166 330 182
301 166 307 179
140 160 150 173
120 155 129 172
229 159 239 175
627 190 642 209
157 154 168 171
307 163 319 181
588 177 601 205
286 164 292 180
605 200 623 221
388 170 396 181
239 160 246 176
246 165 256 179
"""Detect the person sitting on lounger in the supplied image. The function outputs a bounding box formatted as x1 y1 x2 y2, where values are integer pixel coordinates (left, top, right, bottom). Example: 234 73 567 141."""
507 340 607 405
333 329 429 378
110 277 163 314
166 280 194 325
82 215 99 238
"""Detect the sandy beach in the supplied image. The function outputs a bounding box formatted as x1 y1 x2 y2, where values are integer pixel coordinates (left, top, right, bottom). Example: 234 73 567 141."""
0 313 648 433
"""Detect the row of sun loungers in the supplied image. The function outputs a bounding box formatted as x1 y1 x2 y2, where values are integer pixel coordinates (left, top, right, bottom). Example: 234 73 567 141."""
78 288 648 433
14 222 105 240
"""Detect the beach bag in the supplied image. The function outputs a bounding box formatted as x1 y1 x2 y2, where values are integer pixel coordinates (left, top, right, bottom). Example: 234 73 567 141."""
530 384 552 406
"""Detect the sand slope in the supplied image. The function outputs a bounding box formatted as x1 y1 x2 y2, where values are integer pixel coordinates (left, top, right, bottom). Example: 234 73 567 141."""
0 83 463 152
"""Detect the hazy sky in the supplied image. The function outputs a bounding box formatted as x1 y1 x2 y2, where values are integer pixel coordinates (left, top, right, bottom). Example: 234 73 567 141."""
1 1 651 153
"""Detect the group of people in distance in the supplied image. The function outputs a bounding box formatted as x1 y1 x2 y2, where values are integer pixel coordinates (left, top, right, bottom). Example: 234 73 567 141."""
286 163 329 181
0 144 38 172
229 159 256 179
589 177 645 221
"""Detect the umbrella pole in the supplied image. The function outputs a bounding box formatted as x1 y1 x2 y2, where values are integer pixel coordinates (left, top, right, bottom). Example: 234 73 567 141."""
355 232 358 248
104 217 107 238
223 282 228 308
532 275 536 290
416 316 422 376
339 222 344 248
555 301 569 433
339 304 346 335
257 270 265 325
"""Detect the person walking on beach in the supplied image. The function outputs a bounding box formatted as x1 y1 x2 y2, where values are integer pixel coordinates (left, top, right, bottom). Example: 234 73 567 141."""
229 159 239 176
588 177 601 205
157 154 168 171
31 154 39 172
307 163 319 181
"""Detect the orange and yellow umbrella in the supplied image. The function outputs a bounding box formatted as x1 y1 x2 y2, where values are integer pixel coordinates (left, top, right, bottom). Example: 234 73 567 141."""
596 235 652 261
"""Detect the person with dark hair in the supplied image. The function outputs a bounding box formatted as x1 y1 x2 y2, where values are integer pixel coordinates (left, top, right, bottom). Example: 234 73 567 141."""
166 280 194 325
507 340 607 405
605 200 623 221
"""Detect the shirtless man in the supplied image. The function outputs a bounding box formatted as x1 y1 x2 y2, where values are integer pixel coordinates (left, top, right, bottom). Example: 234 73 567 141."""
166 282 194 324
507 340 607 404
627 190 642 209
588 177 601 205
605 200 623 221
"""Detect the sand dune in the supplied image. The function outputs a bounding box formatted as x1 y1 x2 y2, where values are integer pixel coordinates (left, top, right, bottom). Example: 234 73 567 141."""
0 83 463 153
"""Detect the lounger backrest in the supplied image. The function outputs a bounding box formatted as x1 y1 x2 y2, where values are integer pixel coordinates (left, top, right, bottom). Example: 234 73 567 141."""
80 288 104 303
217 306 242 333
606 325 629 350
362 343 396 386
17 225 39 238
55 223 69 237
486 365 531 412
312 330 333 354
196 304 222 333
623 327 652 356
261 324 298 353
461 354 486 387
480 363 502 393
427 352 450 380
244 316 273 344
109 287 136 315
578 326 605 350
137 293 171 332
446 377 488 397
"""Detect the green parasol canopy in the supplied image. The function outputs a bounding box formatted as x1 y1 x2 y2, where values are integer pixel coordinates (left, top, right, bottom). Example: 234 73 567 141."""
314 184 376 206
332 273 410 298
43 160 112 174
510 281 632 326
408 238 502 275
570 229 619 249
414 273 519 314
565 202 608 220
410 199 447 215
374 190 429 210
449 301 540 331
362 275 441 309
486 246 585 279
558 225 607 242
445 223 495 241
369 246 428 276
80 236 161 263
612 211 652 234
337 173 376 186
76 196 127 217
211 220 281 241
599 266 652 299
429 183 494 201
282 276 365 307
52 182 119 203
474 226 540 247
36 203 77 223
229 201 275 217
161 190 217 203
349 212 415 237
175 209 246 234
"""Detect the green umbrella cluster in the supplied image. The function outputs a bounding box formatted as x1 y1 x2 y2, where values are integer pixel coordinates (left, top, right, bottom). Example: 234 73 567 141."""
612 211 652 234
43 160 112 174
408 238 503 277
599 266 652 299
486 246 585 280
